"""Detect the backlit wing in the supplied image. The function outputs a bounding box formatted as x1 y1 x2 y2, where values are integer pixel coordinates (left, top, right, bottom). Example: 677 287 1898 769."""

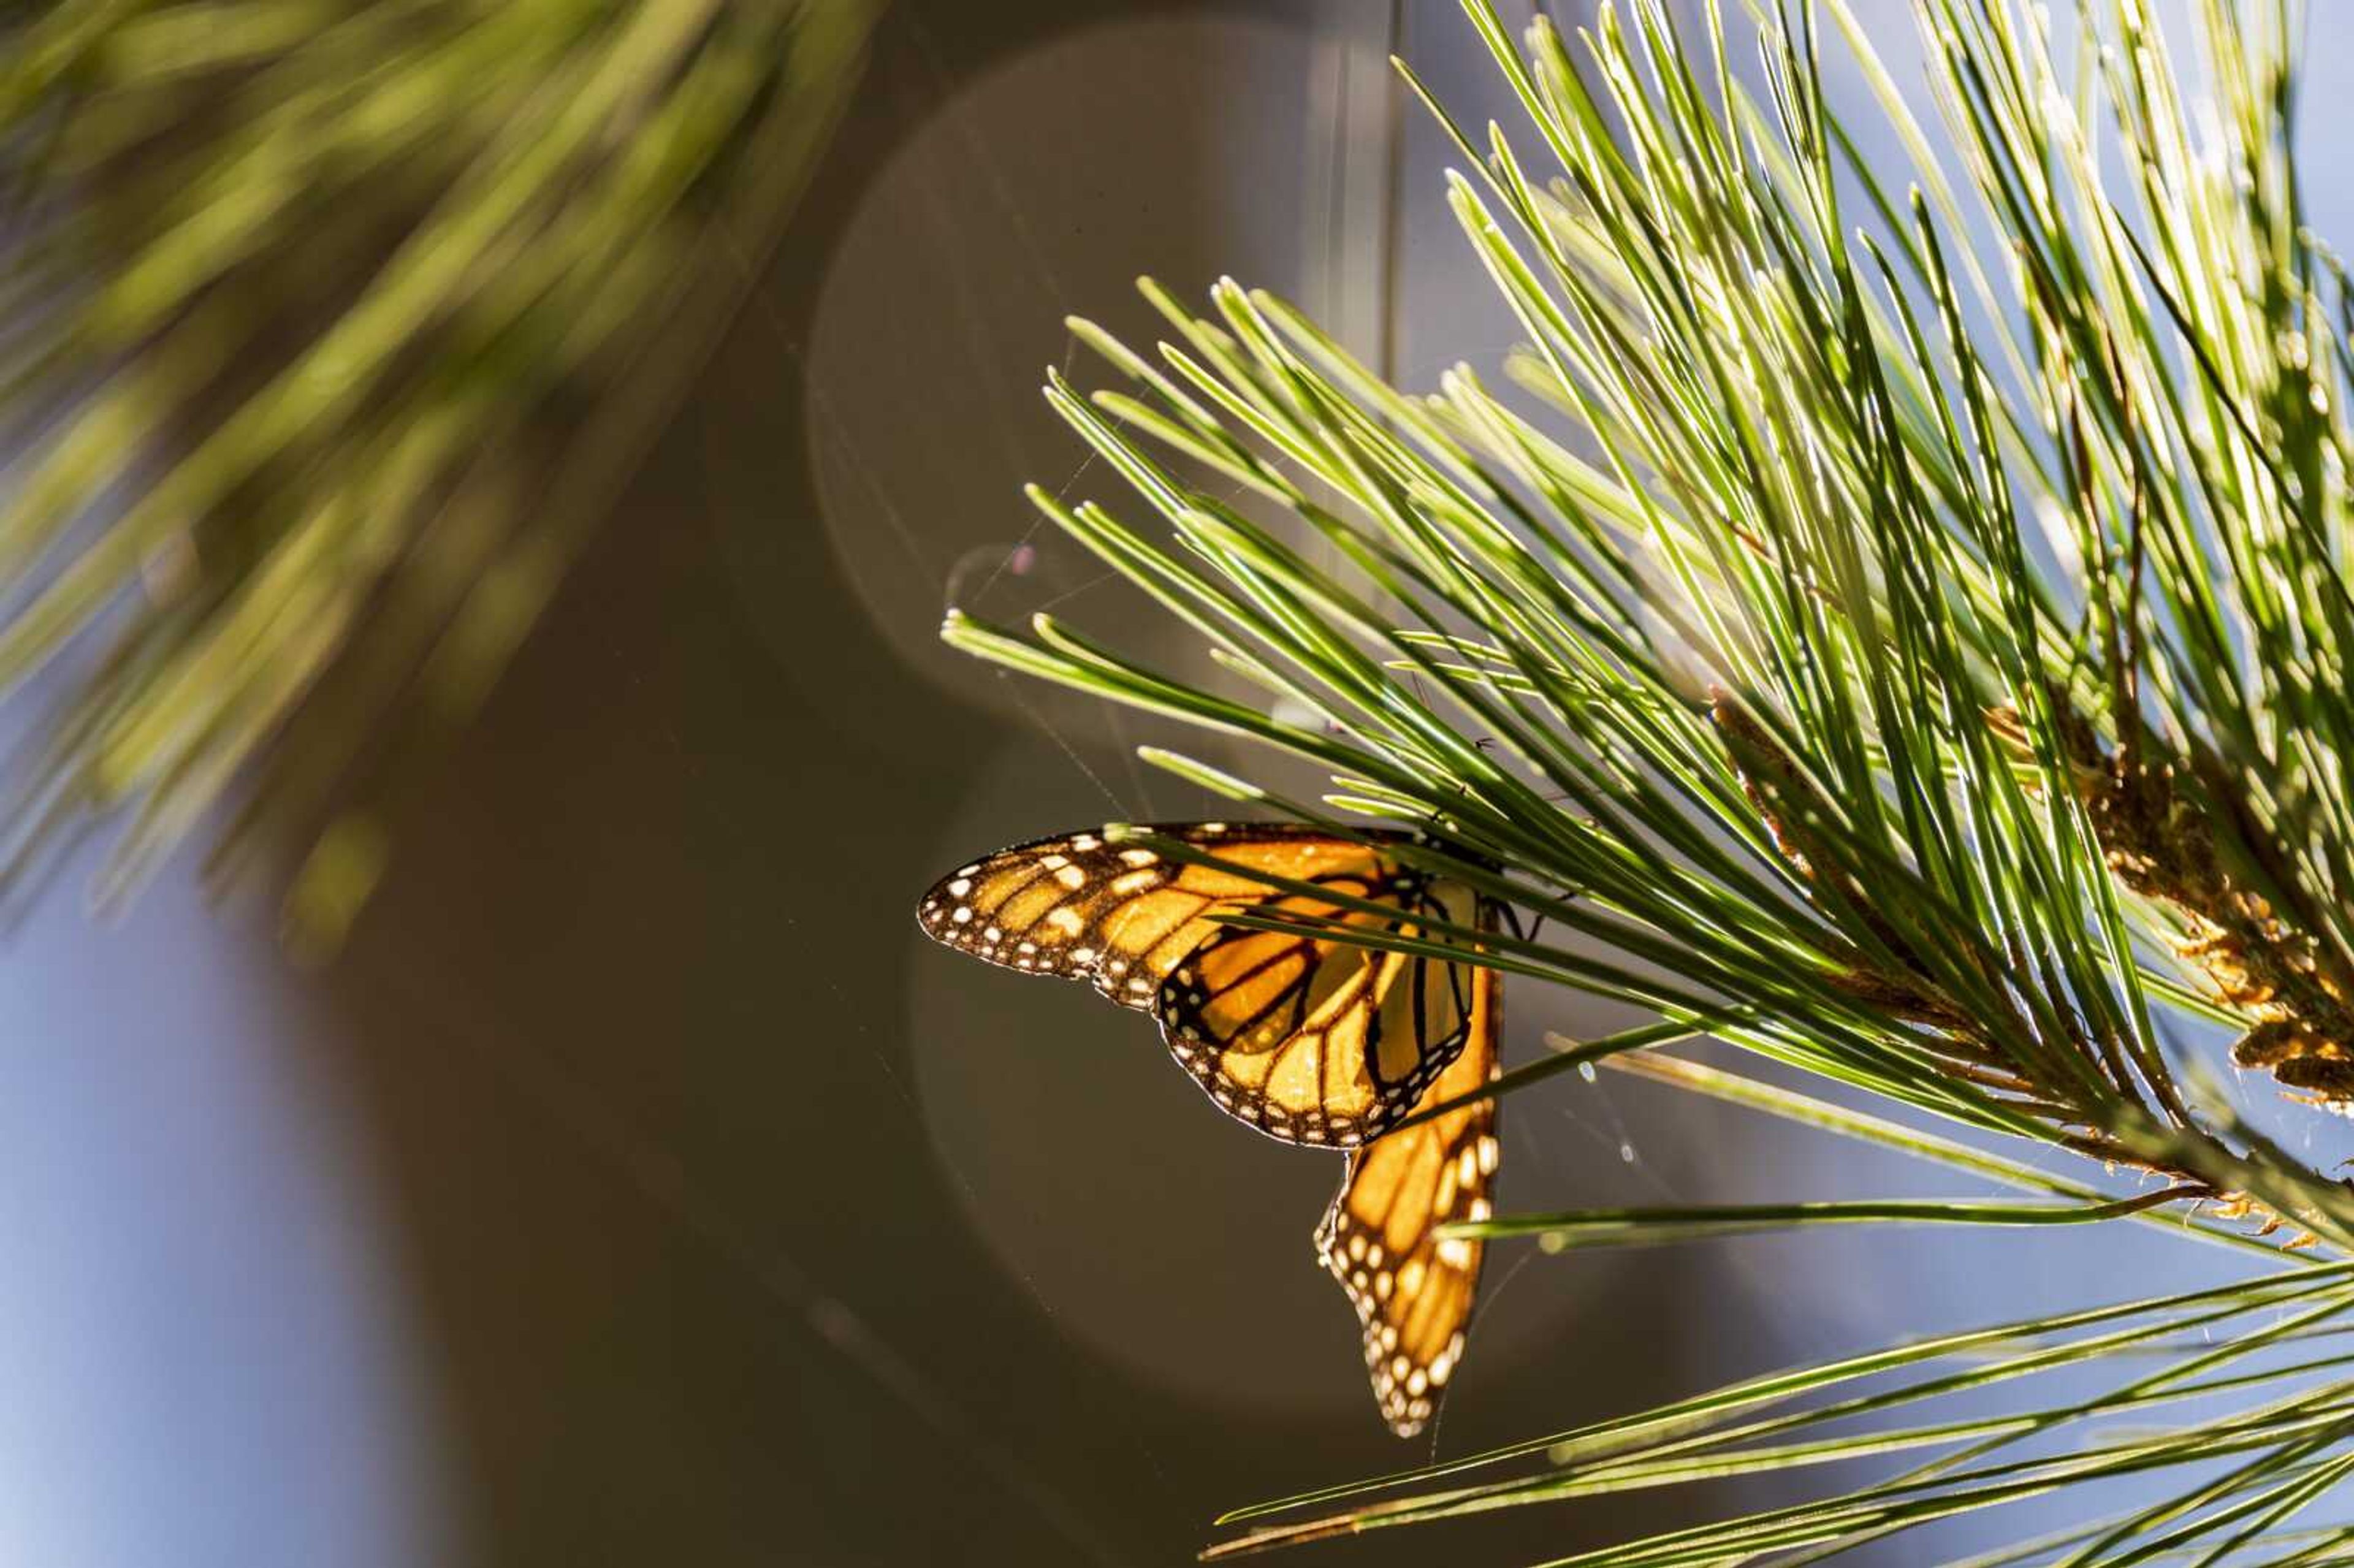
1316 959 1499 1437
1154 874 1478 1146
916 823 1482 1146
920 823 1379 1003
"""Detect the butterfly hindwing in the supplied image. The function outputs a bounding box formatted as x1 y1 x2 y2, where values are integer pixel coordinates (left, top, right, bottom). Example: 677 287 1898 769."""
1316 954 1499 1437
918 823 1480 1147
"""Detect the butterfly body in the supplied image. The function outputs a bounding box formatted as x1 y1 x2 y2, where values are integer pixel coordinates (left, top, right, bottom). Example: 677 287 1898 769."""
918 821 1503 1436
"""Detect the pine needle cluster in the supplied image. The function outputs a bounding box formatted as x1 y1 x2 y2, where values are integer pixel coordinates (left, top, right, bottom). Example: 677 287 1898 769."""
948 0 2354 1556
0 1 873 935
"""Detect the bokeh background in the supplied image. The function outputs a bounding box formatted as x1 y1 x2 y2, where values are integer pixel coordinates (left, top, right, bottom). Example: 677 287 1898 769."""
13 2 2354 1564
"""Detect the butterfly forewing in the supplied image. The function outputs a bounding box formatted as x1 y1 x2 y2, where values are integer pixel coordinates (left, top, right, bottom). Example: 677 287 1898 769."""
918 824 1383 1009
1317 954 1499 1437
919 823 1482 1149
1155 871 1477 1146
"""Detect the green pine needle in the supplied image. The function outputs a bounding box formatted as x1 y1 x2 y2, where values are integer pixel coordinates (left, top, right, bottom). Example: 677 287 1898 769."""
944 0 2354 1555
0 0 877 931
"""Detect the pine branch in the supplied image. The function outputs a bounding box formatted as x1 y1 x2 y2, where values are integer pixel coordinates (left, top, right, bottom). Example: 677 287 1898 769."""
941 0 2354 1555
0 1 877 934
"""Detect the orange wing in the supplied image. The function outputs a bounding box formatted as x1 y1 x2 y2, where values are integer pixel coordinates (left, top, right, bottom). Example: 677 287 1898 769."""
916 823 1482 1146
1155 873 1478 1145
1316 960 1499 1436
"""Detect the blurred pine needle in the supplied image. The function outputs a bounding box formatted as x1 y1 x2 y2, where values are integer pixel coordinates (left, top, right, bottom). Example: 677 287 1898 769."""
0 0 877 943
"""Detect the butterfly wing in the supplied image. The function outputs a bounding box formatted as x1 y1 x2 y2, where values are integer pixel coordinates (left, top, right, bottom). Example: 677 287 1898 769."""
1154 873 1479 1146
1316 951 1499 1437
918 823 1382 1003
917 823 1482 1147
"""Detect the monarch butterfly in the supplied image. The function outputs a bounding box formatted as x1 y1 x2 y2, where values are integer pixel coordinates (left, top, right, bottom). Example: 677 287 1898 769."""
916 821 1503 1436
